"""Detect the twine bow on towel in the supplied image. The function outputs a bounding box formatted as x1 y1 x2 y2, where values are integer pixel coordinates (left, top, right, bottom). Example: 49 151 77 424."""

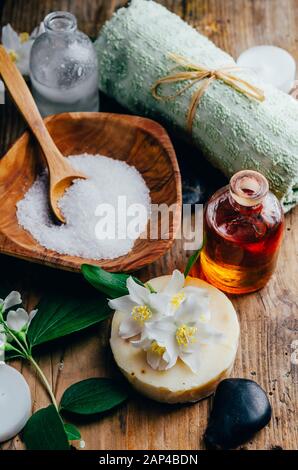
151 53 265 132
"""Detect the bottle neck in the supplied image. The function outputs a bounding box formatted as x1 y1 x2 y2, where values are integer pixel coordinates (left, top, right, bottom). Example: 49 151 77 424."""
44 11 77 34
229 170 269 210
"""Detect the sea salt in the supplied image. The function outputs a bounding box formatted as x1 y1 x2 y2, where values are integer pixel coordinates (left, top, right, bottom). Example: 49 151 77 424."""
17 154 151 260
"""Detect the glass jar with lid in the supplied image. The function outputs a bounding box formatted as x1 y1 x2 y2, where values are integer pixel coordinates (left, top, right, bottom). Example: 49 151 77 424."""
30 11 99 116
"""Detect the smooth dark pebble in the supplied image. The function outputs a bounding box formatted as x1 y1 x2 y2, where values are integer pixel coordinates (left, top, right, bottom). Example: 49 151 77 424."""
204 378 272 450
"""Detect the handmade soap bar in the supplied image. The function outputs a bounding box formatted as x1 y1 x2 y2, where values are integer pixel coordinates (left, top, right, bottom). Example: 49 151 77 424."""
96 0 298 212
110 276 239 404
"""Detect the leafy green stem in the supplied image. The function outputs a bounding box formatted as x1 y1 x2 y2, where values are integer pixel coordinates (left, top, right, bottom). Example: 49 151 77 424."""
1 319 59 410
3 324 29 358
184 238 205 277
28 356 59 411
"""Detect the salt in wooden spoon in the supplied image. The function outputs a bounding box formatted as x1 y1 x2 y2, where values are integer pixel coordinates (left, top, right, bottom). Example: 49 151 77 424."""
0 45 86 223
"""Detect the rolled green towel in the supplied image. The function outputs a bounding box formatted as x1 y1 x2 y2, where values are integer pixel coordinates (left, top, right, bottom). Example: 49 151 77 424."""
95 0 298 211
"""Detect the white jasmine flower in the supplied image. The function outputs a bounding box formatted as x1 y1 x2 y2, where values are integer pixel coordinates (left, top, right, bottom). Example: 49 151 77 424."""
0 291 22 313
108 277 161 339
6 308 38 333
149 269 209 318
133 294 223 374
147 269 186 316
109 270 210 342
1 24 34 75
0 22 45 102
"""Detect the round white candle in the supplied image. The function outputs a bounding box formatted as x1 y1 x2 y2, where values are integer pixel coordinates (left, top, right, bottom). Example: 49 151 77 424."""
0 364 31 443
237 45 296 93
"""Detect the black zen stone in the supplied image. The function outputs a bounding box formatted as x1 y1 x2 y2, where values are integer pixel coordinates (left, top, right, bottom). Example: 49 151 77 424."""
204 379 272 449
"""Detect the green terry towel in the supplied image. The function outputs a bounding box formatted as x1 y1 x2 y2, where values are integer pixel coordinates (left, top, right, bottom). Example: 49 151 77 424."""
95 0 298 212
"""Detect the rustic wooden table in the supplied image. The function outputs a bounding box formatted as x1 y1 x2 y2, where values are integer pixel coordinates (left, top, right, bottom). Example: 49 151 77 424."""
0 0 297 451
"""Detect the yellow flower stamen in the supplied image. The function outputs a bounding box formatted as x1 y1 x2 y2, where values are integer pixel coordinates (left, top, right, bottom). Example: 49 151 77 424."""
19 32 30 43
8 50 19 63
176 324 197 347
170 291 186 310
150 341 166 356
199 312 208 323
132 305 152 324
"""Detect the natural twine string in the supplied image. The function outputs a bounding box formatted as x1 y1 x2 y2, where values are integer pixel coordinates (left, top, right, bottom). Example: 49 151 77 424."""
151 53 265 133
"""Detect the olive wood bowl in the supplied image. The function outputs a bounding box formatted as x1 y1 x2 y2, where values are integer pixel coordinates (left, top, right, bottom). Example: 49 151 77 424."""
0 112 182 272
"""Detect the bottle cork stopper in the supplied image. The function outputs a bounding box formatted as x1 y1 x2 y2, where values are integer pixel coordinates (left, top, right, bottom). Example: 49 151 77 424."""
230 170 269 207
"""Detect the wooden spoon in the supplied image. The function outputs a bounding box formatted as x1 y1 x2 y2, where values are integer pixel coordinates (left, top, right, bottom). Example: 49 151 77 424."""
0 45 86 223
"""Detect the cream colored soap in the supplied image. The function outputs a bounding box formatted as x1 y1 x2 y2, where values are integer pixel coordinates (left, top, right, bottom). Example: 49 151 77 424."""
110 276 240 404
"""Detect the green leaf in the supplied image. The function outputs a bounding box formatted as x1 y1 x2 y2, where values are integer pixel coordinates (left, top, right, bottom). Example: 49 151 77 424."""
3 349 24 361
23 405 70 450
82 264 145 299
64 423 81 441
60 378 129 415
27 290 111 348
3 343 25 361
184 240 204 277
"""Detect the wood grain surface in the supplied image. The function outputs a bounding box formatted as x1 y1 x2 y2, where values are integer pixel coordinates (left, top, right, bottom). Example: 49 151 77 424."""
0 0 297 451
0 112 181 272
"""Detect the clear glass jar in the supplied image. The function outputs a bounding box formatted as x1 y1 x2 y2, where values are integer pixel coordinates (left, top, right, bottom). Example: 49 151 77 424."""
29 11 99 116
194 170 284 294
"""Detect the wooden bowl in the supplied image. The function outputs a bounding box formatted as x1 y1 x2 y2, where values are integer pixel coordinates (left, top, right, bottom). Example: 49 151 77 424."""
0 112 182 272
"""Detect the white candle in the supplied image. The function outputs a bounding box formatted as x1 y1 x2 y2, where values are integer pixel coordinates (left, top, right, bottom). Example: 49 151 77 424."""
0 364 31 443
237 45 296 93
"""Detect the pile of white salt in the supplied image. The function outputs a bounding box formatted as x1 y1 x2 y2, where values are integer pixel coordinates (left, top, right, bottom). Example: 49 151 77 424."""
17 154 151 260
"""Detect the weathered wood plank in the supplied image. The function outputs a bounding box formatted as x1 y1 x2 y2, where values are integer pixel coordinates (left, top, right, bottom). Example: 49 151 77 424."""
0 0 297 451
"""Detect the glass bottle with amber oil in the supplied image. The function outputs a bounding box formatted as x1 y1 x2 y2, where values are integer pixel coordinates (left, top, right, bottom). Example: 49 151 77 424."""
199 170 284 294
